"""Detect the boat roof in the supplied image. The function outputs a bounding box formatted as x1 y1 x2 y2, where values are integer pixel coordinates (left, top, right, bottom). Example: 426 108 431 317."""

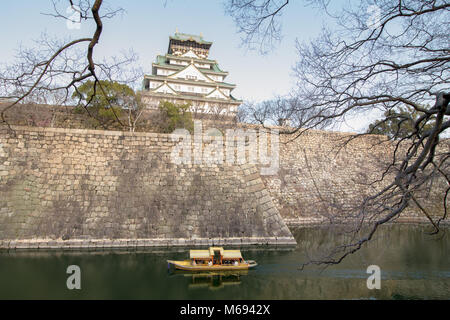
189 247 243 259
209 247 224 256
222 250 243 259
190 250 211 259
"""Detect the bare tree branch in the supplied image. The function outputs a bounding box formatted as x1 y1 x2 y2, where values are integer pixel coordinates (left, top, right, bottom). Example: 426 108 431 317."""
0 0 140 132
229 0 450 265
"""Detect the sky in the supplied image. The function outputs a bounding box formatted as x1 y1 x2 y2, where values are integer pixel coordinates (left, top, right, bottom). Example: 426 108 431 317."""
0 0 380 133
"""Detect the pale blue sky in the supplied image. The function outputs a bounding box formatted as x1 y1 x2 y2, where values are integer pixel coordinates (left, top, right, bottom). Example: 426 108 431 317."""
0 0 375 132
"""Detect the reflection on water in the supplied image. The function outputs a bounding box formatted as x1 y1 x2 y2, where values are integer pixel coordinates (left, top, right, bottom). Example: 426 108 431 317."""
0 224 449 299
170 271 248 290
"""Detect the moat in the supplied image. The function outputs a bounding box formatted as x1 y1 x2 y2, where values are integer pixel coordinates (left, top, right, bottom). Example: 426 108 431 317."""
0 224 449 299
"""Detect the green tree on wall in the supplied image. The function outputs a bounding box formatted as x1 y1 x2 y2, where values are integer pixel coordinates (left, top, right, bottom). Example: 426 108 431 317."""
367 107 435 139
157 101 194 133
72 80 132 128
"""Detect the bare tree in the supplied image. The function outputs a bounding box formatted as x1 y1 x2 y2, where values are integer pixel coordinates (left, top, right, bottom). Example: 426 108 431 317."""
225 0 290 53
238 95 332 130
126 92 146 133
0 0 141 131
227 0 450 265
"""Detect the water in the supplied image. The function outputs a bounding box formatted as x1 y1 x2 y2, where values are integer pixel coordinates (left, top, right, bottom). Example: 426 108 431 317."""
0 224 449 299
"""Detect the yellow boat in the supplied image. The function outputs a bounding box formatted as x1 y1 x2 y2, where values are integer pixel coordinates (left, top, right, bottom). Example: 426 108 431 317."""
167 247 257 271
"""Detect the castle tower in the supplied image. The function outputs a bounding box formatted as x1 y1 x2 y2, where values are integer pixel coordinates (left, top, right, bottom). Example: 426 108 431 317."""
142 32 242 118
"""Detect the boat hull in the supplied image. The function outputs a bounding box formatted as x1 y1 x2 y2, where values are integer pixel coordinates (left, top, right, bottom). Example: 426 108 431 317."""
167 260 257 271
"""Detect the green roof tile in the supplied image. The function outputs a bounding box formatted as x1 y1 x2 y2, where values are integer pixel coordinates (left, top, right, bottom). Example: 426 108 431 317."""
156 55 166 64
230 95 242 102
170 32 212 45
154 55 229 75
211 63 224 73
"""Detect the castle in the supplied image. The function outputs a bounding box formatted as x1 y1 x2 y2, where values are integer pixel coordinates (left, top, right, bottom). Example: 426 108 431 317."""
141 32 242 118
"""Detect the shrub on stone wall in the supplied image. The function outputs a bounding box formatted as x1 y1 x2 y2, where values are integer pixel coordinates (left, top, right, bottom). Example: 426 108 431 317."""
156 101 194 133
72 80 130 129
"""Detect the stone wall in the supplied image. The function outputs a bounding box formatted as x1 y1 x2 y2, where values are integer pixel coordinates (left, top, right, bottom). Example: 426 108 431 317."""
1 123 448 249
0 126 294 249
261 129 449 225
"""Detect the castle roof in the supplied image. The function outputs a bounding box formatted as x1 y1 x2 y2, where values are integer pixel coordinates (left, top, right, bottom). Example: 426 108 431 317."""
144 74 236 88
154 55 228 75
168 32 213 56
169 32 212 45
143 91 242 105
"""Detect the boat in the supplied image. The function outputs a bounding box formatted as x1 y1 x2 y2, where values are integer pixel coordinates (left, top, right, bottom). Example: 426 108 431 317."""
167 247 257 271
